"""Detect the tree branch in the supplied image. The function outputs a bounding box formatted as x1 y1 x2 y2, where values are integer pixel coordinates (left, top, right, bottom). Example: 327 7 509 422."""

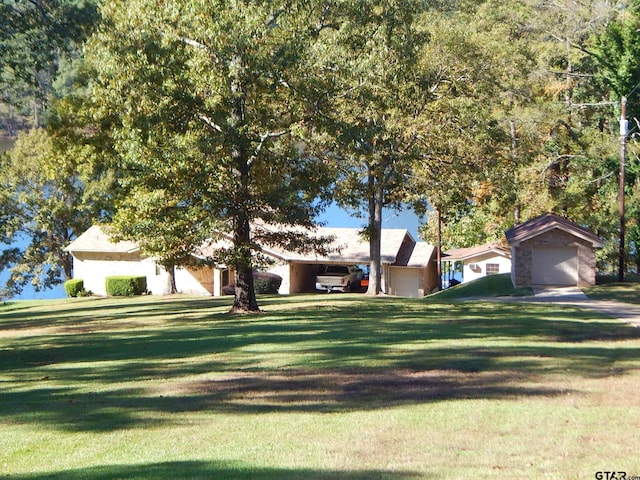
249 130 289 166
199 114 223 133
177 35 208 51
266 1 292 27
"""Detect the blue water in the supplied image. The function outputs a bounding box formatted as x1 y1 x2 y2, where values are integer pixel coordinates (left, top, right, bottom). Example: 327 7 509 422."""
0 237 66 300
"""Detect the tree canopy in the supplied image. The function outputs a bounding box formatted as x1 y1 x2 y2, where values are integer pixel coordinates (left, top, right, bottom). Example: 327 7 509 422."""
84 0 339 311
4 0 640 301
0 127 109 296
0 0 99 132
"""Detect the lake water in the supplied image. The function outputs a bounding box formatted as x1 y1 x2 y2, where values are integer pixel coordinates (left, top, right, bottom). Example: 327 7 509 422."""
0 237 66 300
1 137 66 300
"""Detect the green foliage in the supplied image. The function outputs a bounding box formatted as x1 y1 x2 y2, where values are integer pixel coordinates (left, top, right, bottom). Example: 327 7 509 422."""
591 5 640 111
64 278 84 297
0 128 111 297
318 0 435 293
3 0 640 302
105 276 147 296
85 0 343 311
0 0 99 132
253 272 283 295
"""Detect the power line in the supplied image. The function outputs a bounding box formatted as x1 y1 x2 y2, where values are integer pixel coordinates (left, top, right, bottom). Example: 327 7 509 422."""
627 79 640 99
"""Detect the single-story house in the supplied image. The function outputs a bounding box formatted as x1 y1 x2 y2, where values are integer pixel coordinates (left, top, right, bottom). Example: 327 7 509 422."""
443 243 512 284
64 225 215 296
505 213 603 287
65 225 439 298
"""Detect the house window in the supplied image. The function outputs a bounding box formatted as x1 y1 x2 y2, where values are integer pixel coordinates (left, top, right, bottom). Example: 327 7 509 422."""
486 263 500 275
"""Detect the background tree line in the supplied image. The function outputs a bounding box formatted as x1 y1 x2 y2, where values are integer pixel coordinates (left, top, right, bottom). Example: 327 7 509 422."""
1 0 640 310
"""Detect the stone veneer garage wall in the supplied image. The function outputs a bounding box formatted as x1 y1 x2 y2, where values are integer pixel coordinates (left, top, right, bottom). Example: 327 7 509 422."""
511 229 597 287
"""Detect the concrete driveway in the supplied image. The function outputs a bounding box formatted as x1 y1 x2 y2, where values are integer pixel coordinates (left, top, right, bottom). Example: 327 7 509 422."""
517 286 640 327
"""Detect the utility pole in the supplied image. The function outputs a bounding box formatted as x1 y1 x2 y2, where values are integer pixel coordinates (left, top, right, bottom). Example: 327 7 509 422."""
436 207 442 290
619 96 628 282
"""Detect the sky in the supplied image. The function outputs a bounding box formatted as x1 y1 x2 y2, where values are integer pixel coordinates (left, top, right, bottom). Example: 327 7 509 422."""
316 202 424 239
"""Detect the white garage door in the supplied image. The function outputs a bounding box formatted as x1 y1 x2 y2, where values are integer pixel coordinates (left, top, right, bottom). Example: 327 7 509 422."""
389 268 420 297
531 247 578 286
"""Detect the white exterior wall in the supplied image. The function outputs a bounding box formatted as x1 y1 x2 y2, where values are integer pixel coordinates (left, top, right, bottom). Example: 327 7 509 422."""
72 252 213 296
174 266 213 296
462 254 512 283
72 252 160 296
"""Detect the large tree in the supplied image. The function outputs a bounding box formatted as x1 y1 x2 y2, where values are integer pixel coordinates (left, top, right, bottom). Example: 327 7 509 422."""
319 0 434 294
416 0 624 258
85 0 337 312
0 127 110 296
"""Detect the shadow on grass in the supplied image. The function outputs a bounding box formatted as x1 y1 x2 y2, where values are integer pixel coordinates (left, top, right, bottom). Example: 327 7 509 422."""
4 460 426 480
585 281 640 304
0 295 234 331
2 295 640 431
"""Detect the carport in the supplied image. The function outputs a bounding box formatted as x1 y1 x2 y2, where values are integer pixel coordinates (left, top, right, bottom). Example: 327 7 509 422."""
263 227 438 297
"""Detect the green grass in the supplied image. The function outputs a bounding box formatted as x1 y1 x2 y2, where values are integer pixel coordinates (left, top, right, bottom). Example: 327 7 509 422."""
2 293 640 479
427 273 533 300
585 281 640 304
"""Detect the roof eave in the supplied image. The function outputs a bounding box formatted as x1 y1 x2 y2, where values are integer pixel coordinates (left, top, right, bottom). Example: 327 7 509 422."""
510 224 603 248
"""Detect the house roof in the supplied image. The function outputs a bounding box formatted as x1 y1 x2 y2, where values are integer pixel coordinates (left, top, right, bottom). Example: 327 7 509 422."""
504 213 604 247
443 243 511 261
404 242 437 267
67 224 435 267
261 226 417 265
64 225 140 254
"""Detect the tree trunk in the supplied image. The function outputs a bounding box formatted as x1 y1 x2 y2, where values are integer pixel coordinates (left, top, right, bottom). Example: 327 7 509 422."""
228 53 260 313
62 251 73 280
509 117 521 224
231 213 259 313
436 207 442 291
167 264 178 294
366 167 383 295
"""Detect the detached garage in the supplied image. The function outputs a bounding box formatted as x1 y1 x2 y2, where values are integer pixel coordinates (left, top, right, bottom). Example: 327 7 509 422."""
505 213 603 288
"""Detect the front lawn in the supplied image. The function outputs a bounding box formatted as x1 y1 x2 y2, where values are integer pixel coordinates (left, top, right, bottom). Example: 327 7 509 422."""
1 294 640 479
585 280 640 304
427 273 533 300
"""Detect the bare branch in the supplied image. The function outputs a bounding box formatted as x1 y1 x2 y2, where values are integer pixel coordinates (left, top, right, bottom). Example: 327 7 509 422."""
177 35 209 51
199 114 223 133
249 130 289 166
584 171 614 184
569 101 617 109
266 1 292 27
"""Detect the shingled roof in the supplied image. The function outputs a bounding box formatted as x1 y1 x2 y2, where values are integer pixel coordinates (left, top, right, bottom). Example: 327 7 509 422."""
67 225 434 267
258 226 417 265
64 225 139 254
443 243 510 261
504 213 603 247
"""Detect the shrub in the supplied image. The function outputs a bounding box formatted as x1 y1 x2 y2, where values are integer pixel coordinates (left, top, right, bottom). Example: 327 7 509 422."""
254 272 282 294
64 279 85 298
105 276 147 296
221 272 282 296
